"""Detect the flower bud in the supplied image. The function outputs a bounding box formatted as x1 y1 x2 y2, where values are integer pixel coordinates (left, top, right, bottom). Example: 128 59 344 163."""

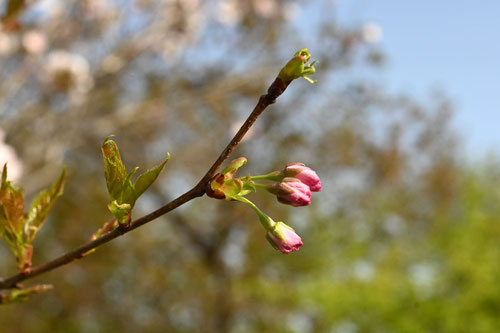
266 222 303 254
269 177 312 207
277 48 317 84
283 163 322 192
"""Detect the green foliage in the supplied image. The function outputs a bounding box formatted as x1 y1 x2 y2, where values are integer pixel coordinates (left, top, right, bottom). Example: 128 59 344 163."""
275 167 500 333
0 164 65 274
102 136 127 202
101 136 169 225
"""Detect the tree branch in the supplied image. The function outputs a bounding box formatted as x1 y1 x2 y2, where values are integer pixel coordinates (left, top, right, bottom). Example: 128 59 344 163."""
0 80 288 290
1 0 27 28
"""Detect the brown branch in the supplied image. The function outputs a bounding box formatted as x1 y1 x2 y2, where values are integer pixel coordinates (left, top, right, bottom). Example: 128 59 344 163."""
0 78 289 290
1 0 27 29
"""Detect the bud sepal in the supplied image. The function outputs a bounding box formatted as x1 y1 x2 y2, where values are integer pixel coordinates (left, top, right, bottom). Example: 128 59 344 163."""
206 158 256 200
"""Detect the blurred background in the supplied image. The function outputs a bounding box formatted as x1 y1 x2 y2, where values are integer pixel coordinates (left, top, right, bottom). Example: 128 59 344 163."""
1 0 500 332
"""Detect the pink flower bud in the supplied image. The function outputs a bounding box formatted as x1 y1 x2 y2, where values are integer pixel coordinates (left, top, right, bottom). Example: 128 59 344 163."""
284 163 322 192
270 177 312 207
266 222 303 254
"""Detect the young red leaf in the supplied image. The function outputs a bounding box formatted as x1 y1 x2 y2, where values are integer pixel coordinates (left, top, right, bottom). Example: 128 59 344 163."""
0 164 25 235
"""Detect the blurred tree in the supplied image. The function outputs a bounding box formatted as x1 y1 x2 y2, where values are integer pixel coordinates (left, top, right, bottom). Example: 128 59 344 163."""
1 1 498 333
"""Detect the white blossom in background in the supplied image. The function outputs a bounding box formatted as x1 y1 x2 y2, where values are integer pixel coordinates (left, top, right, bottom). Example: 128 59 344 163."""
31 0 65 21
140 0 204 61
84 0 118 20
361 22 383 44
41 50 94 102
281 2 300 21
230 120 258 141
0 130 23 181
0 30 19 56
253 0 278 18
216 0 242 26
352 259 376 282
408 262 437 299
22 30 48 54
100 54 125 74
216 0 300 25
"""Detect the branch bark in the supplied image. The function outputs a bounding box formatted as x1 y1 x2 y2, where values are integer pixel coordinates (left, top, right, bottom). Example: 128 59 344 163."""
1 0 27 28
0 79 288 290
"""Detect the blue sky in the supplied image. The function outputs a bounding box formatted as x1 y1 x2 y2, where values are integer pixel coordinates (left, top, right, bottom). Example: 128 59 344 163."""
333 0 500 156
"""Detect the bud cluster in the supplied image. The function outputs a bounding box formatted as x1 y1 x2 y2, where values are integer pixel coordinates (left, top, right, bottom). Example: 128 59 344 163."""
207 158 322 254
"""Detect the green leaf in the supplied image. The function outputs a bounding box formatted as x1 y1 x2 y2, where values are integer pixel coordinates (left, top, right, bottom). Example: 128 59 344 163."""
101 136 169 222
0 284 53 304
134 153 170 199
120 167 139 206
102 136 127 201
108 200 131 226
25 168 66 243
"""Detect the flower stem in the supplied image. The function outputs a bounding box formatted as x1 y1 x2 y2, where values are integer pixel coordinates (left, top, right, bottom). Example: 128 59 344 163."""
232 195 275 230
248 171 282 181
252 182 271 189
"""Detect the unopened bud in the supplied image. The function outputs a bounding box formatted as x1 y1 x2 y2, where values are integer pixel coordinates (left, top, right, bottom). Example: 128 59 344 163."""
268 177 312 207
283 163 322 192
266 222 303 254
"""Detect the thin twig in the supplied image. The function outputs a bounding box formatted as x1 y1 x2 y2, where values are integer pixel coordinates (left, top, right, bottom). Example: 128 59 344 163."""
0 80 288 290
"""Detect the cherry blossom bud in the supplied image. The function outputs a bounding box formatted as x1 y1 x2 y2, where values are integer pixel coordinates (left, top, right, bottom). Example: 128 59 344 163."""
266 222 303 254
283 163 322 192
269 177 312 207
